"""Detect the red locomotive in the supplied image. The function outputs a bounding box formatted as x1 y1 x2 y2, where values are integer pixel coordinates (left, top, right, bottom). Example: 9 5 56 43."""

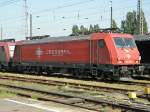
0 39 15 70
10 32 143 80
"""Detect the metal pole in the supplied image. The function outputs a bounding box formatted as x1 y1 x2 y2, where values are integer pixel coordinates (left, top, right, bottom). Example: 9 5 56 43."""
140 0 143 35
110 0 113 28
1 25 2 40
137 0 143 35
24 0 28 38
30 14 32 37
77 10 80 20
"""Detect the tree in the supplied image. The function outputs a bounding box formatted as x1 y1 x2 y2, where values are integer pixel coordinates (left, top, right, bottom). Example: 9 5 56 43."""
72 25 80 36
89 24 94 33
84 27 89 35
80 25 85 35
121 20 126 32
126 11 137 34
93 24 100 32
121 10 148 35
141 11 148 34
71 24 101 36
112 19 118 28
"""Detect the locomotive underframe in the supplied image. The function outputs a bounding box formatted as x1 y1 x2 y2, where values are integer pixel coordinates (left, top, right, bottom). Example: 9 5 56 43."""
0 62 9 71
10 62 143 80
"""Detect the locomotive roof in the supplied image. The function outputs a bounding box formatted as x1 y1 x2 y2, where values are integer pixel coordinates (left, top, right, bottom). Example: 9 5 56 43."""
22 35 90 44
134 35 150 41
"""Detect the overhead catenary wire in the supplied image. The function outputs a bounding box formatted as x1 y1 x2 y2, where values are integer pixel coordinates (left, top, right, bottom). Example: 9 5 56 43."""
2 2 150 27
33 0 95 14
0 0 21 7
5 6 150 33
0 0 149 39
1 0 150 24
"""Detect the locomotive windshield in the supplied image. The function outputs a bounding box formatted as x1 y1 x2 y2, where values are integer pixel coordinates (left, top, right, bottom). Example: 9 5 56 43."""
113 38 125 48
124 38 136 48
114 37 136 48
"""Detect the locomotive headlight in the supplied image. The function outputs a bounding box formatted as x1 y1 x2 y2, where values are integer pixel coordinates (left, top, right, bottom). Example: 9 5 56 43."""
117 57 121 60
117 58 123 63
136 60 139 63
118 60 123 64
118 61 122 64
139 56 141 60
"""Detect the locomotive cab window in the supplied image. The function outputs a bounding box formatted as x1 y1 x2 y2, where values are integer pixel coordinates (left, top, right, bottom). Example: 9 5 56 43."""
113 38 125 48
98 40 105 48
114 37 136 48
124 38 136 48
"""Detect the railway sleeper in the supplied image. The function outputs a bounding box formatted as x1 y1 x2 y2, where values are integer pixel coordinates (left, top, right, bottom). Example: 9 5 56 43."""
57 98 85 104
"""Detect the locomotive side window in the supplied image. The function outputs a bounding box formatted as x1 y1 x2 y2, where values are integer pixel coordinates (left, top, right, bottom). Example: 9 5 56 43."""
0 46 5 52
98 40 105 48
9 45 15 57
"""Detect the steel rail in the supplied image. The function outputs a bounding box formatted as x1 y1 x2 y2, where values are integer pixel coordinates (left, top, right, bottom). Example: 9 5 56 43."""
0 83 150 112
0 75 136 93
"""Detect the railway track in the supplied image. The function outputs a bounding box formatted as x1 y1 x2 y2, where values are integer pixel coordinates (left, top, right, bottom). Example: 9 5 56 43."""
115 80 150 86
0 73 150 100
2 71 150 86
0 73 150 111
0 82 150 112
0 74 138 94
1 72 150 87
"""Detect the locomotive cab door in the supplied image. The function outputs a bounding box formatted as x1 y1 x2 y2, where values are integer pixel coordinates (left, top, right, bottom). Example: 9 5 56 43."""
90 40 98 65
90 39 111 65
90 40 99 76
13 45 21 63
98 39 111 64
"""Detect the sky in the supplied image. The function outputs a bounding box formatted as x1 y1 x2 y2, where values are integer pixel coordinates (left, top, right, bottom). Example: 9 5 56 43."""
0 0 150 40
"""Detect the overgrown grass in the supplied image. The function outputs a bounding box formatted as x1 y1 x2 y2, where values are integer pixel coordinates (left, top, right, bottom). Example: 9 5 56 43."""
31 95 38 100
0 90 16 99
